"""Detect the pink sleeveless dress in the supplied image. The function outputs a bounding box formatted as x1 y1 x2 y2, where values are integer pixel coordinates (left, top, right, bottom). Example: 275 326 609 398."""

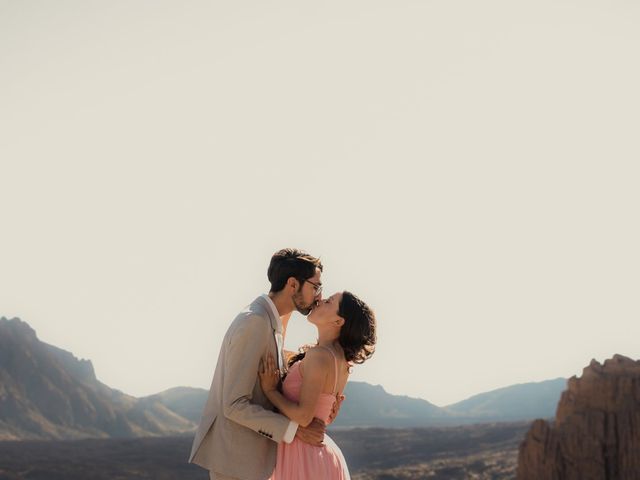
269 347 350 480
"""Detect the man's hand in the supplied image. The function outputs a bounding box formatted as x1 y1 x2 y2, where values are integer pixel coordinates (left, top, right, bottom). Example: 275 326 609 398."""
295 417 326 446
327 393 345 425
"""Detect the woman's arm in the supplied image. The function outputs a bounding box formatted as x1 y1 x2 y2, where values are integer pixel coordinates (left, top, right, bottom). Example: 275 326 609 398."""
259 349 330 427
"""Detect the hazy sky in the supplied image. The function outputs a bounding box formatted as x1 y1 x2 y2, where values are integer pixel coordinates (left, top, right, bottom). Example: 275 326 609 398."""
1 0 639 406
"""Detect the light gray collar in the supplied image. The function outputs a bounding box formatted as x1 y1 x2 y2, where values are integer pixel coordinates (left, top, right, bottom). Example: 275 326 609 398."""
255 294 282 333
258 294 285 371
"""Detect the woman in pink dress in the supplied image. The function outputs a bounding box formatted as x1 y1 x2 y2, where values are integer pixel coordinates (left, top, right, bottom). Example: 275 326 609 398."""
259 290 377 480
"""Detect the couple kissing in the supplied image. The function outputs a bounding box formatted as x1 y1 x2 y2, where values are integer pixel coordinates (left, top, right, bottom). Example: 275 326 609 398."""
189 248 377 480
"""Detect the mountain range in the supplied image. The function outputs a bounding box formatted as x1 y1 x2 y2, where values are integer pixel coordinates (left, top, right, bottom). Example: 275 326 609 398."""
0 316 566 440
0 317 193 440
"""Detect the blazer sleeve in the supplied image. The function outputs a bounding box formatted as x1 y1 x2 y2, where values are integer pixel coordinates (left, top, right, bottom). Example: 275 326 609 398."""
221 313 291 443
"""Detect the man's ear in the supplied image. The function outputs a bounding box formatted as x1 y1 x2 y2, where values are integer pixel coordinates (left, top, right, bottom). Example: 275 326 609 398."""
287 277 299 291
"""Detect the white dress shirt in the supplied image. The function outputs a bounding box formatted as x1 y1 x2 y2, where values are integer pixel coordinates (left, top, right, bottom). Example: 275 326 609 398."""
261 294 299 443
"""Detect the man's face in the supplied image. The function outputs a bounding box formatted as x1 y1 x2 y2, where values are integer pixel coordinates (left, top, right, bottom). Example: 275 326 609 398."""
292 267 323 316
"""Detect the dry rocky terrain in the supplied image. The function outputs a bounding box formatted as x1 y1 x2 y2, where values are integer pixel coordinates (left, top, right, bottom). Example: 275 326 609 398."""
0 423 529 480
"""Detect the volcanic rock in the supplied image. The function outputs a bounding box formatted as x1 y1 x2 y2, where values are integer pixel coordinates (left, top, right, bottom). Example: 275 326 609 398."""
517 354 640 480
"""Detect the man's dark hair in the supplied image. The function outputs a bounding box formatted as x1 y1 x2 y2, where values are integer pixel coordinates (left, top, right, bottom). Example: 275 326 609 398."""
267 248 323 293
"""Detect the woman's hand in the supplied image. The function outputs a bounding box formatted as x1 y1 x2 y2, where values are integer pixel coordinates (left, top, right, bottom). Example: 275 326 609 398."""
327 393 345 424
259 352 280 394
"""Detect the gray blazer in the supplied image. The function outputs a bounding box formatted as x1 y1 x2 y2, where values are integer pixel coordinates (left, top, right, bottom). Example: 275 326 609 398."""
189 296 291 480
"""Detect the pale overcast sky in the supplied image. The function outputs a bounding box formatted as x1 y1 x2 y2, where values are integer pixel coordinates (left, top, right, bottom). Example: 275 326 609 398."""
1 0 639 406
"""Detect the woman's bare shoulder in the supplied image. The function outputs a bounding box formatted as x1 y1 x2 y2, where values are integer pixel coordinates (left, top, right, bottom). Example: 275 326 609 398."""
302 346 334 366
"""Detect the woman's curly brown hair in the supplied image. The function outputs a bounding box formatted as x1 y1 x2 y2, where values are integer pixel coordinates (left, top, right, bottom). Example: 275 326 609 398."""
337 291 376 364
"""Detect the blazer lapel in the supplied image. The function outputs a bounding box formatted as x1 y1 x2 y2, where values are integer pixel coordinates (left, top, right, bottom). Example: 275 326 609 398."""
255 296 285 373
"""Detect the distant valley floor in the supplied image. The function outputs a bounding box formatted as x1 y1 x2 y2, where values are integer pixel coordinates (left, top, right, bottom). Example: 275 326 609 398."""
0 422 532 480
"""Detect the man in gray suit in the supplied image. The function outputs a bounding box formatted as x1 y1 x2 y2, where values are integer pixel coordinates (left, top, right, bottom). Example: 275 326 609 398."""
189 248 327 480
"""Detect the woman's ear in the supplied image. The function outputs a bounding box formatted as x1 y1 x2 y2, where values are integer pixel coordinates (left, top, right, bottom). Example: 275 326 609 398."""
335 316 346 328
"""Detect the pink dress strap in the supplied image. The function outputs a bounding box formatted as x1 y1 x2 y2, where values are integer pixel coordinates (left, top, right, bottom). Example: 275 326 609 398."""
316 345 339 395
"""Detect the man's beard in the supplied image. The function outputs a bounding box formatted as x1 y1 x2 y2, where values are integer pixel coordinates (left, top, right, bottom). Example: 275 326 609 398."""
293 292 315 316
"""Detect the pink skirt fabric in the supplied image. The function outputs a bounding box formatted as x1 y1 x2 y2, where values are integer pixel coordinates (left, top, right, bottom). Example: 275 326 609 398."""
270 433 349 480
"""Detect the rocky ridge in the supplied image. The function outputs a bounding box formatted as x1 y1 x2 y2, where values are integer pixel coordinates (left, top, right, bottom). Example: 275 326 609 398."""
517 354 640 480
0 316 194 440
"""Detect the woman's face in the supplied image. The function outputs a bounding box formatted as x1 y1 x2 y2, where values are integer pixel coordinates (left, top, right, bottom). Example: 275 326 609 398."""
308 292 343 326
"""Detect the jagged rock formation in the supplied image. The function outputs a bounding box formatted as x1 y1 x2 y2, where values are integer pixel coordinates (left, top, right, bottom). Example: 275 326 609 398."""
0 316 195 440
517 354 640 480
